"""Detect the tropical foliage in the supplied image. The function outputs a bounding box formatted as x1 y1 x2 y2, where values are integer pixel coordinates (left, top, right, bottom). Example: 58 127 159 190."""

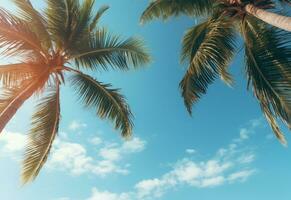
141 0 291 144
0 0 150 184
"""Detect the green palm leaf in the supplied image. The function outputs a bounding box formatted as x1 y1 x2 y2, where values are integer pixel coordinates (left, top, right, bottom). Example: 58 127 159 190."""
180 17 237 114
45 0 67 47
140 0 213 24
22 86 60 183
89 5 110 32
242 18 291 144
66 0 94 50
69 69 133 137
45 0 93 50
70 28 150 71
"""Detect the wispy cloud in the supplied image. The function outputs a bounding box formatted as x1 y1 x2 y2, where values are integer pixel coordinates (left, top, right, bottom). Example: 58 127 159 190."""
90 136 103 145
47 137 146 177
227 169 256 183
233 118 263 144
87 188 132 200
0 127 146 178
238 154 256 164
68 120 87 131
85 119 261 200
0 130 26 159
134 148 255 199
0 118 264 200
185 149 196 154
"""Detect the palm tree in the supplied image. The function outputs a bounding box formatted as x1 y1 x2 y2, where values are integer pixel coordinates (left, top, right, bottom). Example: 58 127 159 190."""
141 0 291 144
0 0 150 184
141 0 291 31
243 0 291 32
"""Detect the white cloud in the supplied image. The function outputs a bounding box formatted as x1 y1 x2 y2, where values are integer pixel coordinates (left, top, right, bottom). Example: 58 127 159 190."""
238 154 255 164
90 137 103 145
68 120 87 131
47 137 146 177
185 149 196 154
228 170 256 182
122 137 146 153
239 128 249 140
1 119 261 200
87 151 256 200
234 118 264 143
135 178 166 199
0 130 26 157
250 118 263 128
200 176 225 188
87 188 132 200
0 127 146 178
204 160 233 177
59 131 69 140
172 160 202 184
132 140 255 199
99 147 121 161
86 119 260 200
47 141 93 175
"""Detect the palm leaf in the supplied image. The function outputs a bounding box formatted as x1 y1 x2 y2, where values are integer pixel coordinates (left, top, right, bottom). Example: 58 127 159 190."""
65 0 95 50
22 86 60 183
68 68 133 137
12 0 52 51
70 28 150 71
140 0 213 24
0 63 41 87
45 0 80 48
45 0 93 50
45 0 67 47
242 18 291 144
0 8 45 59
0 70 50 134
89 5 110 32
180 16 237 114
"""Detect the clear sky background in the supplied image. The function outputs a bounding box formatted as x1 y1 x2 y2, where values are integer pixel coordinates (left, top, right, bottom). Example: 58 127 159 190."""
0 1 290 200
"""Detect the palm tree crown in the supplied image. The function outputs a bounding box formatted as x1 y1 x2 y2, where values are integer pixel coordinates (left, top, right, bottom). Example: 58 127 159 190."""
141 0 291 144
0 0 150 184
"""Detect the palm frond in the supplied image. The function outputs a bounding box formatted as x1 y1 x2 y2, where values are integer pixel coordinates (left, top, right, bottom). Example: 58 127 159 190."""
46 0 94 50
70 28 150 71
0 63 41 87
0 8 45 59
68 68 133 137
22 86 60 184
0 70 50 134
180 17 237 114
45 0 67 47
65 0 94 50
242 18 291 144
89 5 109 32
140 0 213 24
45 0 80 48
12 0 52 51
219 65 234 87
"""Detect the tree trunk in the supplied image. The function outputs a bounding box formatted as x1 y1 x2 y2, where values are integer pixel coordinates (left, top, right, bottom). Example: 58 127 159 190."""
245 4 291 32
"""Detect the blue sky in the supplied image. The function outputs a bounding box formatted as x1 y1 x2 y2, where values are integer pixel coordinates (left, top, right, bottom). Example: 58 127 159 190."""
0 0 291 200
